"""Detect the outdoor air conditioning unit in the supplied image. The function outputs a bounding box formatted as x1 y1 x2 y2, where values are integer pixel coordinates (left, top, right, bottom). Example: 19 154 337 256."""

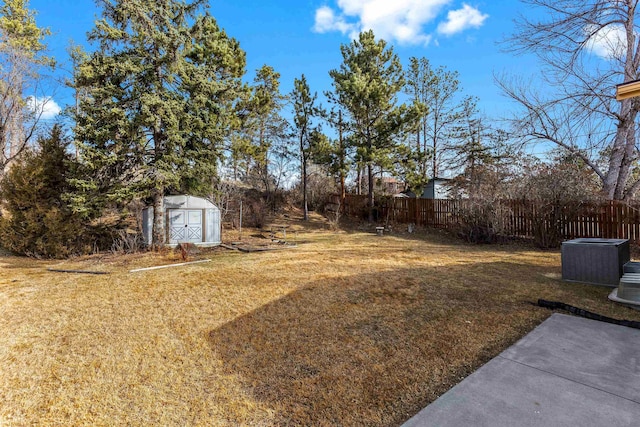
561 238 630 287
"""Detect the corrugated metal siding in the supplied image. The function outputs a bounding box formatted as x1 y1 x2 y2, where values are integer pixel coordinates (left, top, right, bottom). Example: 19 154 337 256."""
141 196 221 246
142 207 153 245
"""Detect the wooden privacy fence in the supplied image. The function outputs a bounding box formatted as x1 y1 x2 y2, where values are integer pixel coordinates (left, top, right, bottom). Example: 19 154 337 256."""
340 195 640 243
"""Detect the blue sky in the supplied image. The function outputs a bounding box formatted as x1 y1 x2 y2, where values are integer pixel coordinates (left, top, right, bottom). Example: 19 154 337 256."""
29 0 546 121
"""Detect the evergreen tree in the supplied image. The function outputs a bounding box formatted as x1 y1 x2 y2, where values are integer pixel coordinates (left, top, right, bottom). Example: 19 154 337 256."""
329 30 418 221
0 125 90 257
291 74 320 220
226 65 289 206
73 0 246 246
249 65 289 195
0 0 48 52
449 98 490 179
323 109 351 204
392 141 427 194
309 109 352 211
448 98 516 197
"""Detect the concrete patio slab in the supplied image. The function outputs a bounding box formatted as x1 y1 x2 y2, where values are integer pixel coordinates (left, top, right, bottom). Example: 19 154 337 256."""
403 313 640 427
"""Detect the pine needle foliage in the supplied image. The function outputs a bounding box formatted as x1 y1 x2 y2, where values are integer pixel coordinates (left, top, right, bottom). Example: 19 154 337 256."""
328 30 420 221
72 0 246 246
0 125 94 257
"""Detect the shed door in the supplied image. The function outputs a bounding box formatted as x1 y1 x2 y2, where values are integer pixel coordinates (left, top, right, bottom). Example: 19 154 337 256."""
169 210 203 243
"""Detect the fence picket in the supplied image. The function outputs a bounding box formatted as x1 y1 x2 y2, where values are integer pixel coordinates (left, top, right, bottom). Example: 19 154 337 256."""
341 195 640 243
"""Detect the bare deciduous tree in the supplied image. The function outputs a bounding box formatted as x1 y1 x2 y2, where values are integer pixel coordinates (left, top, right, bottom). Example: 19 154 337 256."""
500 0 640 200
405 57 467 180
0 26 53 175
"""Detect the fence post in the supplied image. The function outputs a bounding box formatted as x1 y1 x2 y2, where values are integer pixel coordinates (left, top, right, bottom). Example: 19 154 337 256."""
337 195 640 242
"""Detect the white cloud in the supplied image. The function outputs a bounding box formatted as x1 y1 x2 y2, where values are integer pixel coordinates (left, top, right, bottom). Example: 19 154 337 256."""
26 96 61 120
437 3 488 36
584 24 627 60
314 6 356 34
313 0 454 45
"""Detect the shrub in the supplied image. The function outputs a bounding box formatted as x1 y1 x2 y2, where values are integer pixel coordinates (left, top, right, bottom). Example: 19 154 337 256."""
514 161 599 248
0 125 98 258
455 199 511 244
244 197 268 228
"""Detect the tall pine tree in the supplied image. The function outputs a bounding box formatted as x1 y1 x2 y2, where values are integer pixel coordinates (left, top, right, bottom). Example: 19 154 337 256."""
73 0 245 246
329 31 418 221
291 74 320 221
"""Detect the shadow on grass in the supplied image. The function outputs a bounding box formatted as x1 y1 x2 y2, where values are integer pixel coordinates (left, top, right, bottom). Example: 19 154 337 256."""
0 257 51 269
207 261 558 426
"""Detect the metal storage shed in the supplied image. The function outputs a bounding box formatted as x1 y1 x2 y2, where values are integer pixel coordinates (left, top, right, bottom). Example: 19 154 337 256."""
142 195 221 247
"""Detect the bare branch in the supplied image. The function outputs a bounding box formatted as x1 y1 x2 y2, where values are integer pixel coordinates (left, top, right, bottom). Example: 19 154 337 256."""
499 0 640 199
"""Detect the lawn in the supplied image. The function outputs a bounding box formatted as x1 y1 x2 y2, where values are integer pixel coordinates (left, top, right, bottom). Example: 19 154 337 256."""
1 215 639 425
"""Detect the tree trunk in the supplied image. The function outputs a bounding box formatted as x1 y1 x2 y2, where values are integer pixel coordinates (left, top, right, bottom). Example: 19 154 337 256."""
259 123 271 200
604 98 633 199
0 130 7 176
339 110 345 211
233 157 238 181
615 112 638 199
340 173 345 209
367 163 374 222
151 189 165 249
432 132 438 179
301 135 308 221
8 111 25 158
151 101 166 248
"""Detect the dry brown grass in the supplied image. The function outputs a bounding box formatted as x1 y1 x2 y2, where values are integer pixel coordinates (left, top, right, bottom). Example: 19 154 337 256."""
2 213 640 426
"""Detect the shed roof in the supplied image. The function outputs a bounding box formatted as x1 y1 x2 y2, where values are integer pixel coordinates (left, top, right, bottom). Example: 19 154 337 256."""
164 195 217 210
